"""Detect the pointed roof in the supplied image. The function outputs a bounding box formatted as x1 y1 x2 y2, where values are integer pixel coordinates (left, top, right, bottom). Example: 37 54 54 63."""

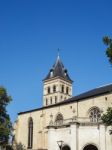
43 56 73 82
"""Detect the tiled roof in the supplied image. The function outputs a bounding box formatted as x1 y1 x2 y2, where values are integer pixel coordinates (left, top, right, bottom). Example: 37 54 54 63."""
18 83 112 115
43 56 73 82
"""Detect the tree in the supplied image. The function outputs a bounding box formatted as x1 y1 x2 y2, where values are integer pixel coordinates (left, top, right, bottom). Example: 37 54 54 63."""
103 36 112 64
6 145 13 150
101 107 112 126
0 87 12 148
15 143 25 150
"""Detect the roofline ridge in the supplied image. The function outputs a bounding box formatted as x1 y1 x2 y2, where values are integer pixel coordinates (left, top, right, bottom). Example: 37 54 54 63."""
96 83 112 88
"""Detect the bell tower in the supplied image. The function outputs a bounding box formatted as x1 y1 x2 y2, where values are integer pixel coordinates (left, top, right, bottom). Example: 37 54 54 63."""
43 55 73 106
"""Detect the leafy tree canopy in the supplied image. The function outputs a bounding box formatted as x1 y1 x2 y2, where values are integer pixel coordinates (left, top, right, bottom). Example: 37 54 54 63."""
101 107 112 126
0 87 12 148
103 36 112 64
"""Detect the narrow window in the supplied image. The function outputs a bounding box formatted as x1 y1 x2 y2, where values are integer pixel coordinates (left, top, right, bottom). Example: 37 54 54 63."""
53 85 56 92
50 97 52 104
46 98 48 106
28 117 33 149
55 96 57 103
62 85 64 93
48 87 50 94
66 87 69 94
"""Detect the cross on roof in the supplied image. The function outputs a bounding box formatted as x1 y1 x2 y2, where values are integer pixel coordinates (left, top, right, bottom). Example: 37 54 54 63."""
57 48 61 57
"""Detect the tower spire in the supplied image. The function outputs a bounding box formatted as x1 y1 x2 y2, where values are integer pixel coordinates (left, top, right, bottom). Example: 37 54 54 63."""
43 53 73 106
57 48 60 58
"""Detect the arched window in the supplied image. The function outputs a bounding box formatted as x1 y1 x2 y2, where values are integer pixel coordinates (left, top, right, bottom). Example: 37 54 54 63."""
66 87 69 94
89 107 101 122
50 69 54 77
62 85 64 93
48 87 50 94
28 117 33 149
53 85 56 92
64 69 68 77
55 113 63 126
62 145 71 150
83 144 98 150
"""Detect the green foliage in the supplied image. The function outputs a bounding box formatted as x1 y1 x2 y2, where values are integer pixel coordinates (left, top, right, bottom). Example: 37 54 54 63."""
103 36 112 64
0 87 12 148
101 107 112 126
15 143 25 150
6 145 13 150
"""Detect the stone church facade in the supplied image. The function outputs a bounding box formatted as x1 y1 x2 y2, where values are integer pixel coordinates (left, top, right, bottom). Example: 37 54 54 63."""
13 56 112 150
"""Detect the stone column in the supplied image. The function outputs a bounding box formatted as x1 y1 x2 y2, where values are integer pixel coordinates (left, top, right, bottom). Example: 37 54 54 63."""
70 123 78 150
48 126 55 150
99 124 106 150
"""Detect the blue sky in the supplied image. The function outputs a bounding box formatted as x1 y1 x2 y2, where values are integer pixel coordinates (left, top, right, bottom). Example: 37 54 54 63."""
0 0 112 122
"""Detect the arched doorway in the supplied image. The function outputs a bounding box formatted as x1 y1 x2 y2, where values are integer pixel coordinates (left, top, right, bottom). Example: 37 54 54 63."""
62 145 70 150
83 144 98 150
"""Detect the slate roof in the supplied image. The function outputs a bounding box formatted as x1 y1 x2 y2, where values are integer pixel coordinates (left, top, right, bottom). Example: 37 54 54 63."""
18 83 112 115
65 83 112 103
43 56 73 82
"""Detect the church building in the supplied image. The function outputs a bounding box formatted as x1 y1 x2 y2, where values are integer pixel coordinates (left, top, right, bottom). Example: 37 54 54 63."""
13 56 112 150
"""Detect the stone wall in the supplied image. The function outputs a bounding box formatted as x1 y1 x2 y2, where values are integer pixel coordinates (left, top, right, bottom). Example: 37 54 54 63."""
14 93 112 150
